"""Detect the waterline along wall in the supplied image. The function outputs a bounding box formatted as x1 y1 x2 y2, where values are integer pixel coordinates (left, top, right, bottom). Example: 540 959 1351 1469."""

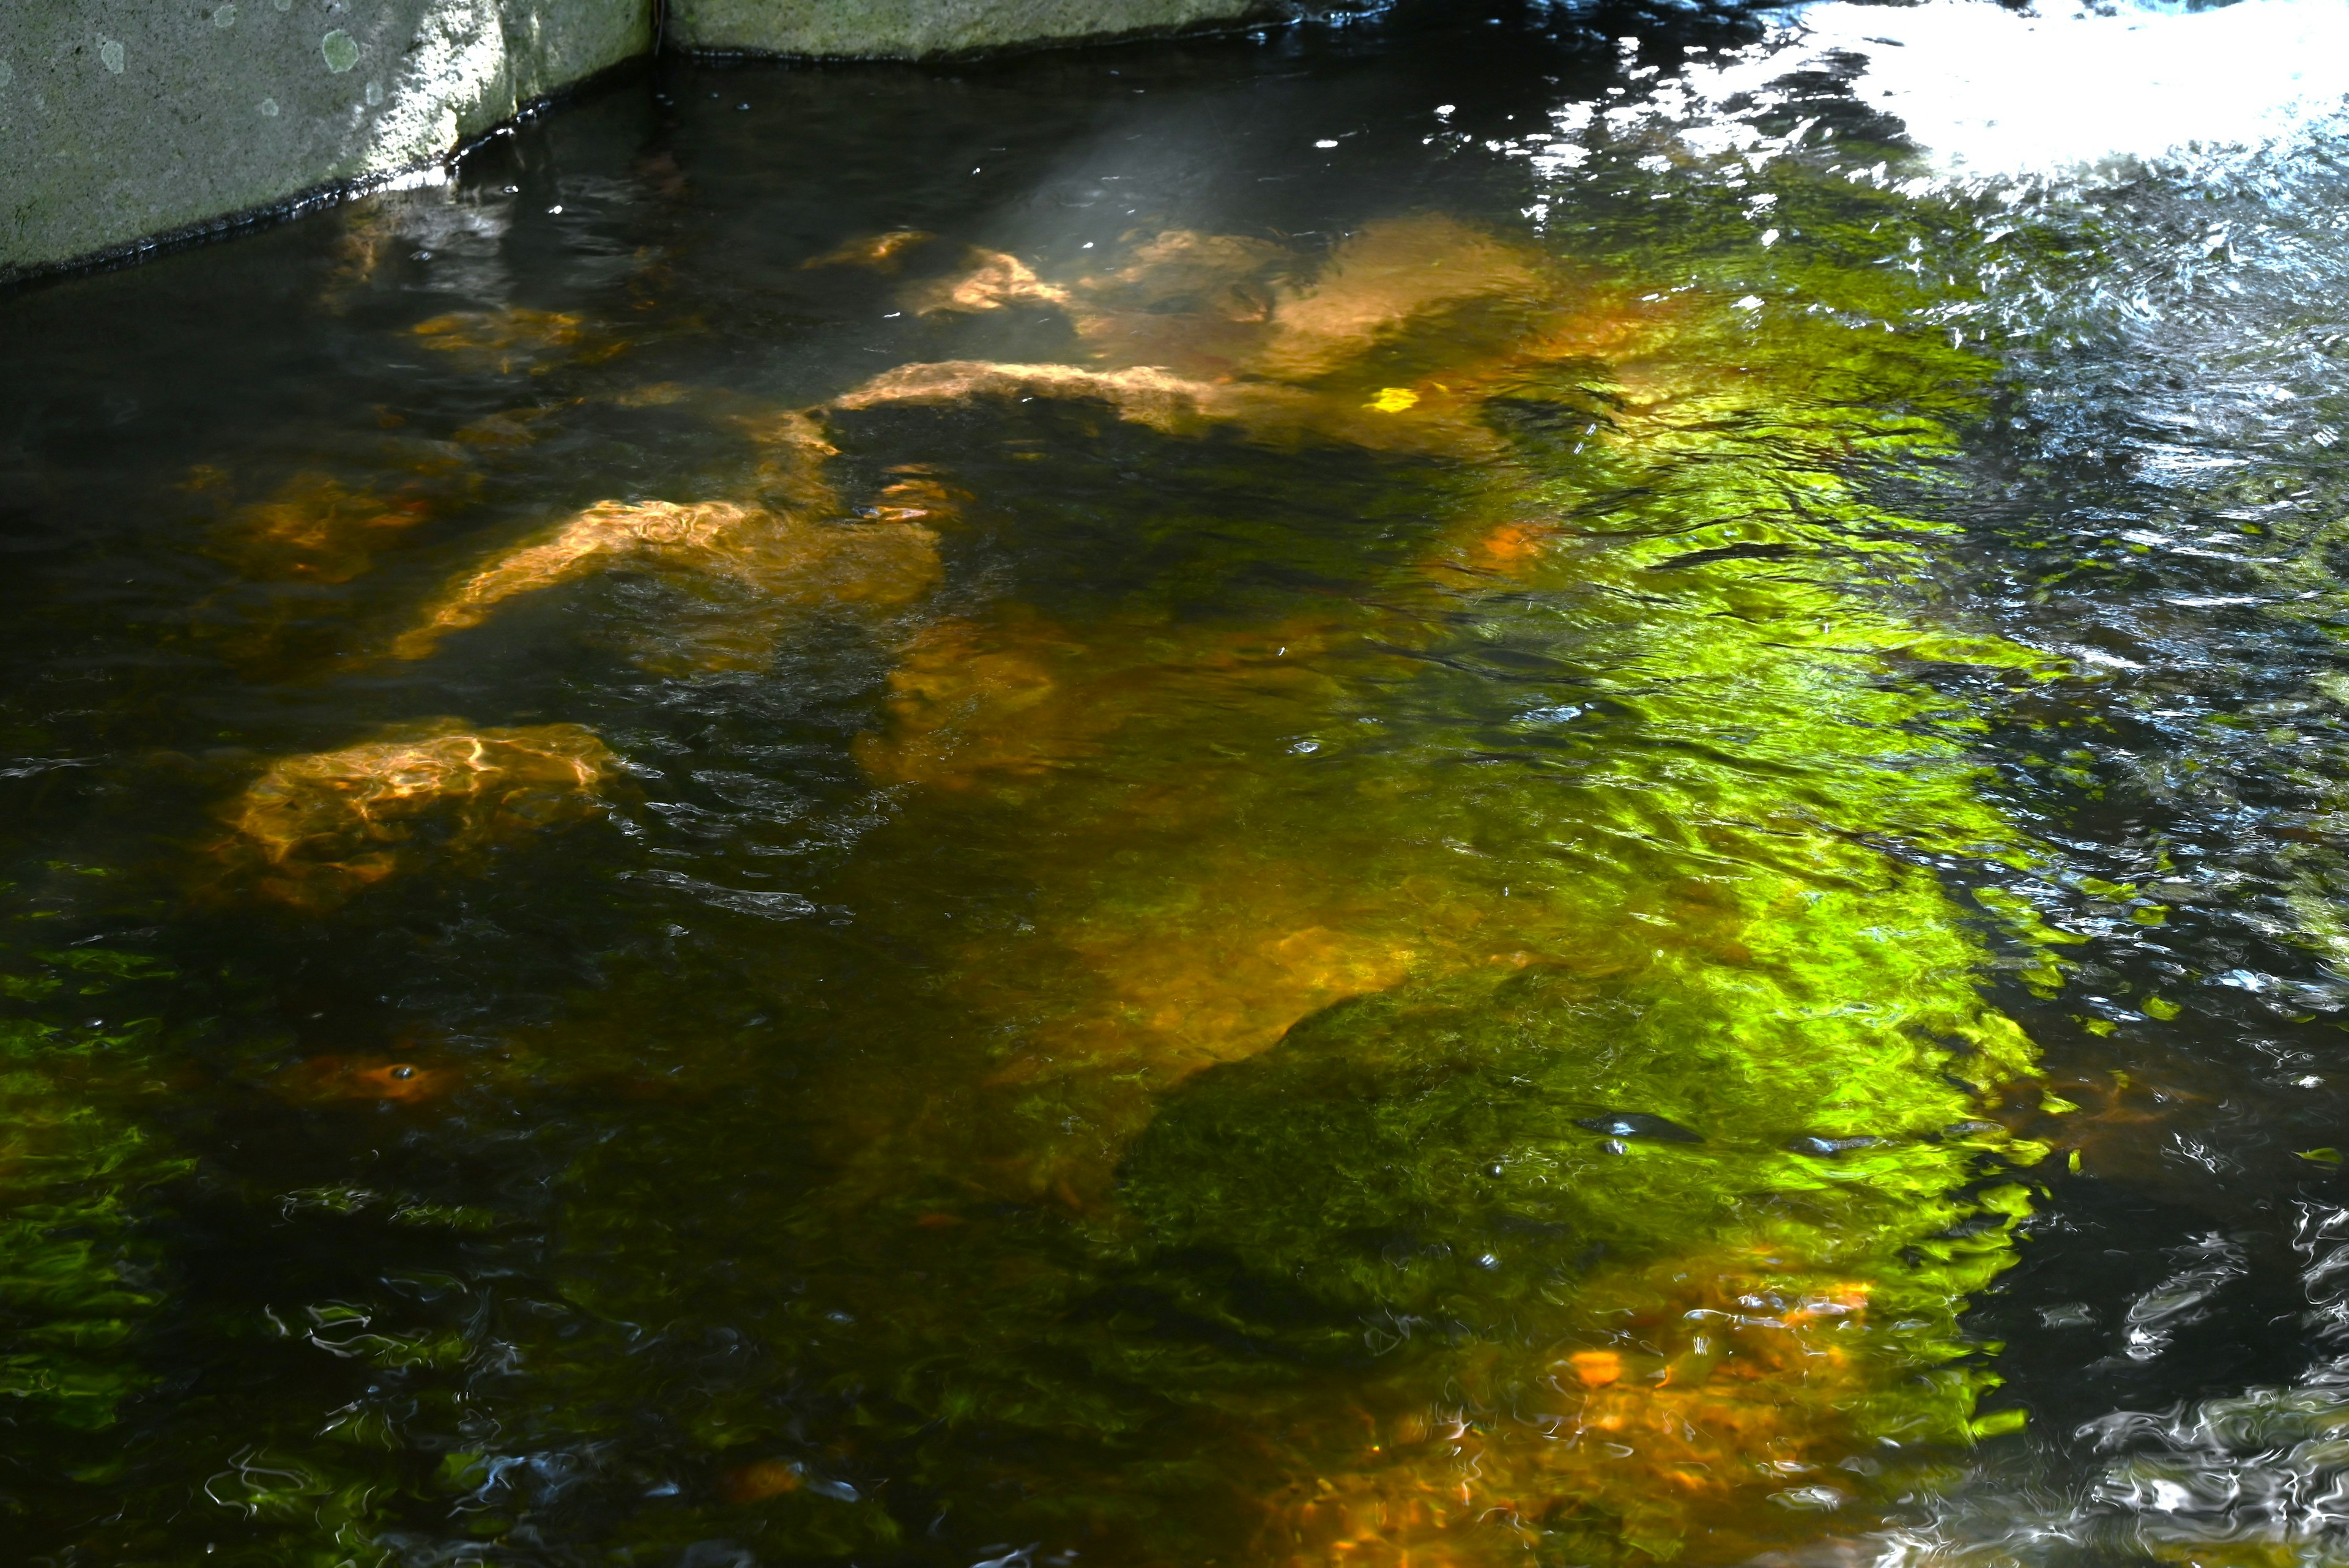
672 0 1272 56
0 0 1270 280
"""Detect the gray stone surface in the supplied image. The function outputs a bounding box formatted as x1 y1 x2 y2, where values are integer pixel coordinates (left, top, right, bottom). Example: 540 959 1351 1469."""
0 0 651 277
669 0 1271 58
0 0 1319 279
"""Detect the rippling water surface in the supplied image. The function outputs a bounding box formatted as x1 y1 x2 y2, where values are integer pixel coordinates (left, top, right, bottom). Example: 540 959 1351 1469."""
8 2 2349 1564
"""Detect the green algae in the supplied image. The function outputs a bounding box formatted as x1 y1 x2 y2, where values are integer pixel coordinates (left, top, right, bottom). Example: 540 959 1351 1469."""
0 940 187 1440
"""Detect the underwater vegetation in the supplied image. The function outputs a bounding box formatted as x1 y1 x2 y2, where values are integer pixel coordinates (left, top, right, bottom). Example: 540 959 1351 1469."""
1 29 2227 1567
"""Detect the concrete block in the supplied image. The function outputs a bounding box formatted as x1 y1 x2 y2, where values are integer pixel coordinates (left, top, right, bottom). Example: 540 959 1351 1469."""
0 0 651 277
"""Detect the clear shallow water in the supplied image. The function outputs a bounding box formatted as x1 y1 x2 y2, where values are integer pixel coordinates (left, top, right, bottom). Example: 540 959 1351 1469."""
7 3 2349 1564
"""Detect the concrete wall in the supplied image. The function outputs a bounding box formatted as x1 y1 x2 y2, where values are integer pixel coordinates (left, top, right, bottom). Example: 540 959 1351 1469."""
670 0 1269 58
0 0 1297 281
0 1 651 278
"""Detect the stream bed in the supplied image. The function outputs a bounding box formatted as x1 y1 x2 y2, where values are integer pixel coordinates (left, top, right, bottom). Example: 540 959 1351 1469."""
7 2 2349 1564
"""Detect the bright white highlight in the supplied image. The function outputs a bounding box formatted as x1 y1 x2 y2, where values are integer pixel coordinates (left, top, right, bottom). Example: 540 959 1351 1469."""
1692 0 2349 179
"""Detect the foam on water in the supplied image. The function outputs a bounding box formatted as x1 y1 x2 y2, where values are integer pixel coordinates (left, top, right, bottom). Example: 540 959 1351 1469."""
1678 0 2349 182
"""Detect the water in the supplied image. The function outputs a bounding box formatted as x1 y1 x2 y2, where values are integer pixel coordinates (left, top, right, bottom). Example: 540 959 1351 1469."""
7 2 2349 1563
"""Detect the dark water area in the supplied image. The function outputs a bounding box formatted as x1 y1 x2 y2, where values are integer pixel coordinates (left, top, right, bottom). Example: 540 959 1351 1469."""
8 2 2349 1564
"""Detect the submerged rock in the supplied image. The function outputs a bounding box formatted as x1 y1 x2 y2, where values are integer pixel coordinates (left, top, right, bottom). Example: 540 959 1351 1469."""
392 498 758 657
219 719 615 908
836 358 1293 434
829 215 1642 460
391 494 939 666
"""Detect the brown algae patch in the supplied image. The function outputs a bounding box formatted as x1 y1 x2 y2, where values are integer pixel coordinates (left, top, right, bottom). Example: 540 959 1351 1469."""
864 466 969 525
220 471 441 583
219 720 614 908
836 360 1262 436
854 614 1096 787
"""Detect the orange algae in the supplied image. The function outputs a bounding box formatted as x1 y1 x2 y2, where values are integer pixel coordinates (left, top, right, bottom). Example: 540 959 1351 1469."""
211 463 472 583
390 497 937 663
853 615 1096 786
1249 1254 1894 1567
451 402 578 449
833 216 1646 461
409 307 617 374
899 217 1544 384
834 360 1282 433
609 381 694 407
730 406 843 515
392 500 755 656
894 215 1580 382
1074 229 1291 319
855 609 1385 792
903 247 1073 316
722 1459 805 1504
866 467 968 526
1249 215 1548 382
1468 519 1564 568
1039 915 1422 1081
1061 229 1293 374
834 359 1502 458
276 1055 460 1105
380 403 940 667
220 720 614 908
801 228 940 272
